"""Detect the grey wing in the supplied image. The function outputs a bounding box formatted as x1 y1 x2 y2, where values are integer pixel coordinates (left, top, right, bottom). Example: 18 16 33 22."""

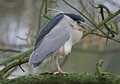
29 19 70 66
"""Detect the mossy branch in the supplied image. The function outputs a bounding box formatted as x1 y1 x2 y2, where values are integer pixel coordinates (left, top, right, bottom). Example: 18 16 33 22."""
98 4 111 16
0 57 120 84
0 48 32 66
0 58 29 77
0 59 119 84
0 72 120 84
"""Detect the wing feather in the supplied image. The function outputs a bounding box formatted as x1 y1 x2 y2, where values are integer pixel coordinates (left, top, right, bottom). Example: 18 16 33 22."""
34 13 64 50
29 16 70 66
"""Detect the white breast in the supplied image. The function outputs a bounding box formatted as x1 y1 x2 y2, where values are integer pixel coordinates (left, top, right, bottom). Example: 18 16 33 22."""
55 15 83 57
62 29 82 56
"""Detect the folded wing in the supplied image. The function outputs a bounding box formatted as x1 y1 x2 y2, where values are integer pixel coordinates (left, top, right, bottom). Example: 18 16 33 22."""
29 15 70 67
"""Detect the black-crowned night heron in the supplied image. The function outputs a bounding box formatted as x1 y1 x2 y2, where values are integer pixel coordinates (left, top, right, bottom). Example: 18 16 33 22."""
29 13 93 74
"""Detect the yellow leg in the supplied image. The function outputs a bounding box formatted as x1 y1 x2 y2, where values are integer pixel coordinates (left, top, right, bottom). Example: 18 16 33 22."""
54 57 67 74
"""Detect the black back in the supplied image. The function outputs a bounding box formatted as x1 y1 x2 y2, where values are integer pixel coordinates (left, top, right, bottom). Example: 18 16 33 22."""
64 13 85 22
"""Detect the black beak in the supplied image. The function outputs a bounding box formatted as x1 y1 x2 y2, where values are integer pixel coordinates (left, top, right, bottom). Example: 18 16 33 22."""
80 23 95 32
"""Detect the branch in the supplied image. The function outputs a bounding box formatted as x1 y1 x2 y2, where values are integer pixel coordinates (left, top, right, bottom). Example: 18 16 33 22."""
63 0 120 43
79 0 94 21
45 0 48 14
5 67 17 78
82 9 120 38
36 0 45 38
0 48 21 53
0 48 32 66
98 4 116 44
0 58 29 77
0 59 120 84
1 72 120 84
98 4 111 16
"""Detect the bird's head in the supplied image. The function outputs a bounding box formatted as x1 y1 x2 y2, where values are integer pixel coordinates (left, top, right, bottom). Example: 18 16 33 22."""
64 13 94 32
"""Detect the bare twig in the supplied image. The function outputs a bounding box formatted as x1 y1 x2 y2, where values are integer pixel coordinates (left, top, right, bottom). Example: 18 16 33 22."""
89 2 99 9
79 0 94 21
36 0 45 38
0 48 21 53
16 28 32 46
45 0 48 14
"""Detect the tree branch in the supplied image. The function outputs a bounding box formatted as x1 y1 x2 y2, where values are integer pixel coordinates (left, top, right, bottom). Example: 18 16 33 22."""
63 0 120 43
0 48 32 66
0 58 29 77
0 48 21 53
0 59 120 84
82 9 120 39
0 72 120 84
36 0 45 38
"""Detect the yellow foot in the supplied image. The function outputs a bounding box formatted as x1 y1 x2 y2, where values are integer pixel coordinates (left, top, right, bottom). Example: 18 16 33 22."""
54 71 67 75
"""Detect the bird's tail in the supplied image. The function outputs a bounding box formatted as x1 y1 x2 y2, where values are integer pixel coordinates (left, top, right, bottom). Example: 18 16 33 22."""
29 52 40 67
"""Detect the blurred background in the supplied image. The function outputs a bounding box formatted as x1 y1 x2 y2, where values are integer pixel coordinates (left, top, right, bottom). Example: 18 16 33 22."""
0 0 120 79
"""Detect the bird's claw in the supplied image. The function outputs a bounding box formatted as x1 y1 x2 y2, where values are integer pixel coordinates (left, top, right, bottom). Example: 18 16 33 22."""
54 71 67 75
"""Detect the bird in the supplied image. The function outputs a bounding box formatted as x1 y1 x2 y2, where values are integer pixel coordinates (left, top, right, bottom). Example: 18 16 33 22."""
29 13 93 74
